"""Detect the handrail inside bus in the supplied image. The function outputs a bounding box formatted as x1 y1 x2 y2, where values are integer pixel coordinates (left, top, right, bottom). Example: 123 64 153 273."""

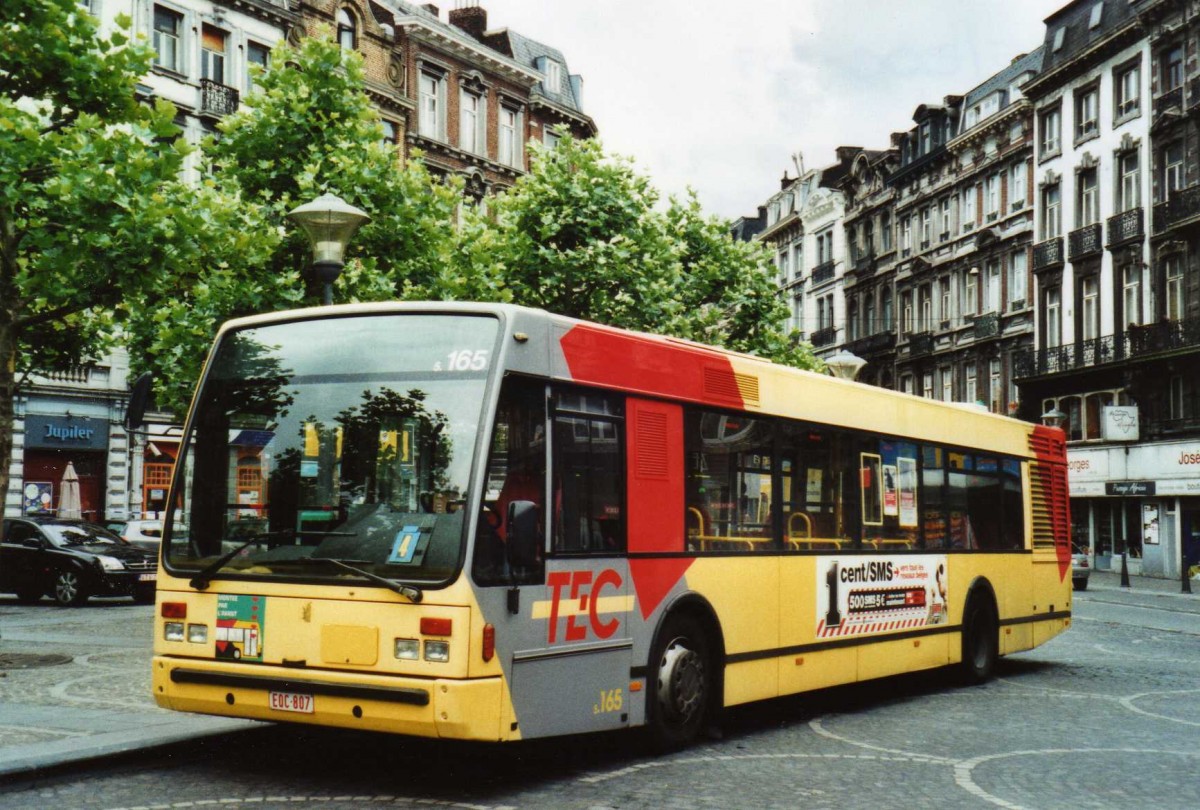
788 512 812 539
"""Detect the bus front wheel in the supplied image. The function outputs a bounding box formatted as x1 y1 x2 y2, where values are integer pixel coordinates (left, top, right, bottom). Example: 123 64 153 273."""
648 614 712 749
960 598 998 684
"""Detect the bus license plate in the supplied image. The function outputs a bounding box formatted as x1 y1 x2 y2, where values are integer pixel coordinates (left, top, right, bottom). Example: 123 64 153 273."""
269 691 314 714
138 573 157 582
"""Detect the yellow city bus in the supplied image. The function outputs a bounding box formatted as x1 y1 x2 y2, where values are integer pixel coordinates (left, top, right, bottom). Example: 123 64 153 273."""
152 302 1073 746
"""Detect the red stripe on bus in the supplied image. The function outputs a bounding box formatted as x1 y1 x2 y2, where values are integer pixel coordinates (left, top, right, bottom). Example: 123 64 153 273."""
629 558 694 620
1032 424 1072 581
559 324 745 409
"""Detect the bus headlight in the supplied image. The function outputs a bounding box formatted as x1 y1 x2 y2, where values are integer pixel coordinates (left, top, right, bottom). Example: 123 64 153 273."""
187 624 208 644
394 638 420 660
164 622 185 642
423 640 450 663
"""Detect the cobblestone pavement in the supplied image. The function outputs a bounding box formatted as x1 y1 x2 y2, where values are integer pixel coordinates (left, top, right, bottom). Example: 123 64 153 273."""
0 571 1197 809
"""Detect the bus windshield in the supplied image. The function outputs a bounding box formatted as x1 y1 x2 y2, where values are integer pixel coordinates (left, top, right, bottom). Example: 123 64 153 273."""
164 313 498 585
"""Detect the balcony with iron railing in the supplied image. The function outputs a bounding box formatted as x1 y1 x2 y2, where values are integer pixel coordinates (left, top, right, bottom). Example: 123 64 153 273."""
850 245 875 273
810 325 838 347
1013 316 1200 378
907 331 934 357
1032 237 1063 271
200 79 240 118
1068 223 1102 260
1153 86 1183 119
973 312 999 340
847 331 897 356
1153 184 1200 234
1106 208 1143 248
811 260 836 285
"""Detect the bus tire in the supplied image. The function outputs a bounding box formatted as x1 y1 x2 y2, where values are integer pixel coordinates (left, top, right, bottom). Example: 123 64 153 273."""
647 613 713 750
960 597 998 684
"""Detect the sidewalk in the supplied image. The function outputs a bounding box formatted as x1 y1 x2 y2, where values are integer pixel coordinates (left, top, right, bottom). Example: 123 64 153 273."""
1077 567 1200 613
0 601 257 781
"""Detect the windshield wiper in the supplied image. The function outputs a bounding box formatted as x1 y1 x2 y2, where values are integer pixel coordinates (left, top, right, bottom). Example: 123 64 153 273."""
309 557 424 603
190 530 293 591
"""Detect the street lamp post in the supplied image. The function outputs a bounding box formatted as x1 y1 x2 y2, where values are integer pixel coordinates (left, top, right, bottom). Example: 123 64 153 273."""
286 192 371 306
825 349 867 382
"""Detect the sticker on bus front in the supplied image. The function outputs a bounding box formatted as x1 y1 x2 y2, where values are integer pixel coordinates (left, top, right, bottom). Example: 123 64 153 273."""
388 527 421 563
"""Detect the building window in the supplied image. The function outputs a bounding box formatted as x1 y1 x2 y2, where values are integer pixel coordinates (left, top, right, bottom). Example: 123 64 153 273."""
1114 61 1140 119
152 6 183 73
815 229 834 264
882 287 893 330
881 213 892 252
543 59 562 93
459 90 485 155
1081 276 1100 341
1160 44 1183 92
1042 183 1061 239
1122 264 1141 328
818 293 835 330
848 299 859 341
940 366 952 402
1010 161 1026 210
920 206 932 248
985 174 1001 220
922 371 934 399
337 8 357 51
921 122 931 155
865 294 876 336
1117 151 1140 211
381 119 399 147
1009 250 1027 305
900 216 912 253
1075 86 1099 141
1077 169 1099 227
1045 286 1061 348
418 70 445 140
1161 142 1184 200
962 185 977 232
940 198 951 239
964 269 979 316
499 105 522 168
901 291 913 334
1039 106 1061 157
919 285 933 331
544 128 561 149
200 25 227 85
989 358 1002 412
965 362 977 405
1166 255 1183 321
985 261 1001 314
938 277 952 325
246 41 269 92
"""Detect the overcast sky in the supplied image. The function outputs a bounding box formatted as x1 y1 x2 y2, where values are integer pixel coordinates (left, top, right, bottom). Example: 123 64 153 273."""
470 0 1067 220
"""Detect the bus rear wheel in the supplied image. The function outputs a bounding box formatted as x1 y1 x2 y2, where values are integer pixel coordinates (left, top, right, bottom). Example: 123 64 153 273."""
960 599 998 684
648 614 712 749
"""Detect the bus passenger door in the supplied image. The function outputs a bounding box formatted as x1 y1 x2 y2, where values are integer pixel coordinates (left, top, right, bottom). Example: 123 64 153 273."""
509 388 632 737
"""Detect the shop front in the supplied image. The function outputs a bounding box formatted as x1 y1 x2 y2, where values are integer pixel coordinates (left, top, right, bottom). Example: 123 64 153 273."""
21 414 111 522
1067 439 1200 579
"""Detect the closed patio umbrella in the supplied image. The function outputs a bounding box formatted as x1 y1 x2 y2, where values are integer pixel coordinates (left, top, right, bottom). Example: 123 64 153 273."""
59 462 82 520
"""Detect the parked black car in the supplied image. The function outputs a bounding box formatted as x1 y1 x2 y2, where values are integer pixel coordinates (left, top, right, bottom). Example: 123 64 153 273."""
0 518 157 606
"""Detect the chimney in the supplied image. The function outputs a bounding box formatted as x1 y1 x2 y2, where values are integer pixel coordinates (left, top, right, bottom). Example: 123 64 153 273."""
835 145 863 163
422 4 440 18
780 171 792 190
448 4 488 40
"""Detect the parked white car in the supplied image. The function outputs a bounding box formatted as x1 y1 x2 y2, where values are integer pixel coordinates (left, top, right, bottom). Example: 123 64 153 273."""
114 520 170 552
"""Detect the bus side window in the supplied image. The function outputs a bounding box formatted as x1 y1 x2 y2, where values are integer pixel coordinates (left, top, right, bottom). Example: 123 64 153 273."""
685 409 775 552
551 388 625 554
472 377 546 586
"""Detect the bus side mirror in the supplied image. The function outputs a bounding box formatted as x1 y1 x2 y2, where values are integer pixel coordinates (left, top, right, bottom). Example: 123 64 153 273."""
506 500 539 570
125 372 154 431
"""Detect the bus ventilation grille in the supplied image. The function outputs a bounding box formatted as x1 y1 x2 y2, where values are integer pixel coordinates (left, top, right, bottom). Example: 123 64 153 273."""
635 410 669 480
703 367 760 407
1028 429 1066 460
1029 460 1069 553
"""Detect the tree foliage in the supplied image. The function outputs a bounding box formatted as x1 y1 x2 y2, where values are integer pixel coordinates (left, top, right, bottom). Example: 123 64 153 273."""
126 34 474 414
0 0 266 504
482 135 819 369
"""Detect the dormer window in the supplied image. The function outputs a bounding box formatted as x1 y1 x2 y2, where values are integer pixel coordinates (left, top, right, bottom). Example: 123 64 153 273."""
544 59 562 93
1089 3 1103 29
337 8 357 51
1052 27 1065 52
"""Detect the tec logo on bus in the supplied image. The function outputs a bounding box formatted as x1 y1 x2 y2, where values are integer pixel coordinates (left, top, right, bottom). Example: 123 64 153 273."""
544 569 624 644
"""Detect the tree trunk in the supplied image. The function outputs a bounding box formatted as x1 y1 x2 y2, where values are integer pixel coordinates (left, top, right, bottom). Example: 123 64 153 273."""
0 319 17 518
